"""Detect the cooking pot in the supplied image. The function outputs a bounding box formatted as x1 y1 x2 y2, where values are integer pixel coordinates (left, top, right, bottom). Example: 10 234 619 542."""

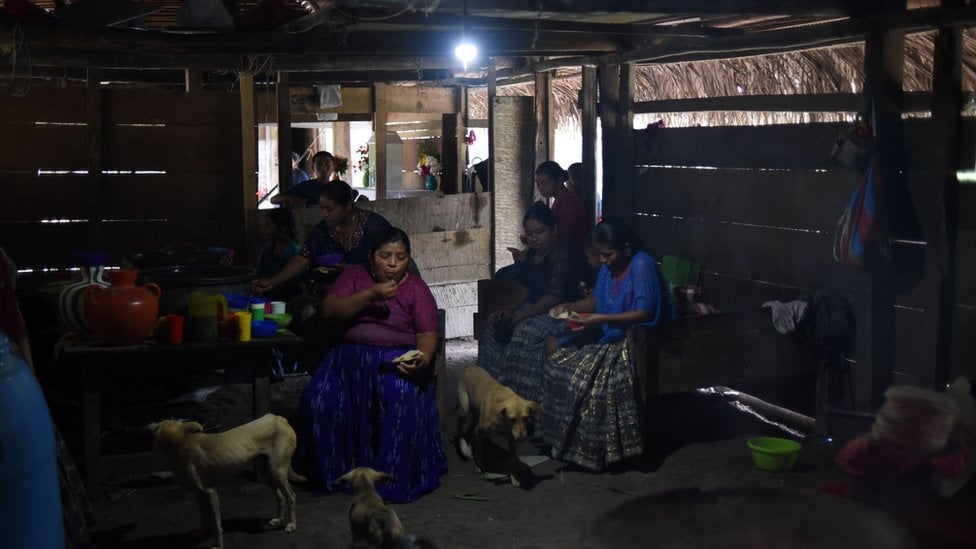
130 247 233 268
138 265 256 315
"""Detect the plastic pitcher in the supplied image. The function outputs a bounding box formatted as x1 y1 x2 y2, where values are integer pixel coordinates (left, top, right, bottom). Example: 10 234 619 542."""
187 292 228 320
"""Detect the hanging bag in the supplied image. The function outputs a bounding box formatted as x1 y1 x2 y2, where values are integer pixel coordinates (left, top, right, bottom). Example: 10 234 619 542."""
833 158 889 271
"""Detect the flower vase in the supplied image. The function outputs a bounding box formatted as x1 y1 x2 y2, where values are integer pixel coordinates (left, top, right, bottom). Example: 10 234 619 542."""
84 269 161 345
362 169 371 188
58 252 110 336
425 173 438 191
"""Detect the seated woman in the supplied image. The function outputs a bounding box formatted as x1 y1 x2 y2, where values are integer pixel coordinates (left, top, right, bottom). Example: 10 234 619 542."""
478 201 586 403
252 180 390 299
295 227 447 503
255 208 302 303
543 217 674 471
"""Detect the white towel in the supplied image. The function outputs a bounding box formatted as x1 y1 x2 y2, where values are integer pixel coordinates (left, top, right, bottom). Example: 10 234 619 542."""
762 300 809 334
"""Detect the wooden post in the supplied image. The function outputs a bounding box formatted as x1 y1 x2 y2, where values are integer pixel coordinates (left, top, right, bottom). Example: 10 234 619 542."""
864 21 905 407
276 72 292 193
240 72 258 263
581 65 598 223
334 121 351 167
86 68 103 250
488 58 497 272
534 70 552 171
598 63 620 218
442 111 460 194
615 62 636 227
374 83 388 200
184 69 202 93
925 3 963 390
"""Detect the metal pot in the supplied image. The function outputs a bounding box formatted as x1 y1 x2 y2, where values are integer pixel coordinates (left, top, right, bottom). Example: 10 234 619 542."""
137 265 256 315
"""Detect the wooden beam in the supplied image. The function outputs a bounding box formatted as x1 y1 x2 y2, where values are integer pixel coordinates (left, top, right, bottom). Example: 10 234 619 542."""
598 63 620 219
864 18 906 408
86 68 103 250
442 112 460 194
184 69 203 92
925 5 964 390
276 72 293 194
374 83 389 200
632 91 976 114
615 63 636 228
487 57 497 271
335 0 852 16
534 70 552 169
240 72 258 264
580 65 598 224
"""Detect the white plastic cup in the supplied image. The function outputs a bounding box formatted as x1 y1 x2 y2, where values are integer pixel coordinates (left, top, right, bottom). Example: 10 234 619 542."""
271 301 286 315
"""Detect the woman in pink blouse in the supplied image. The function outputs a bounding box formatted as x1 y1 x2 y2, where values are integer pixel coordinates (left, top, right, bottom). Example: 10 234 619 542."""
295 227 447 503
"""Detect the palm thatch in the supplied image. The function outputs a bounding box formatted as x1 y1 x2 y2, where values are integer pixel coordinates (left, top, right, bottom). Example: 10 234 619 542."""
469 30 976 129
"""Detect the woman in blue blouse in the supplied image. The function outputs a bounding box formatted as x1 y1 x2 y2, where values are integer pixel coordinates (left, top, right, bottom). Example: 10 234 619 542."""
543 217 674 470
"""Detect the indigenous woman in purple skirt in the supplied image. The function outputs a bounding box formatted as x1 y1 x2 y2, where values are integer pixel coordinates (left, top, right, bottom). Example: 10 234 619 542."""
543 218 674 470
296 227 447 503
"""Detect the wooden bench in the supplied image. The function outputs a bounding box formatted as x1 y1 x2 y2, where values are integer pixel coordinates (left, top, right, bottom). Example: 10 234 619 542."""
627 309 819 402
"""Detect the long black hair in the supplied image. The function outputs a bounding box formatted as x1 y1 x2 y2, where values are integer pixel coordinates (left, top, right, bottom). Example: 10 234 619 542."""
265 208 297 241
319 180 355 207
523 200 557 229
535 160 569 183
592 217 645 253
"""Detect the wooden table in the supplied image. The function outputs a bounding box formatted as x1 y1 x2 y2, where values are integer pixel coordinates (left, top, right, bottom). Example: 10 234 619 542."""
56 331 302 493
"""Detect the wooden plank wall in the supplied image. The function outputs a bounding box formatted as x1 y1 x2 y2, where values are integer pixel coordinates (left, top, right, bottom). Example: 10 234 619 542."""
629 116 976 400
294 192 491 338
0 85 244 271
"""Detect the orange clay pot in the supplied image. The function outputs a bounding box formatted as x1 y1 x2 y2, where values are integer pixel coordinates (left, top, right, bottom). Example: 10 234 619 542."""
84 269 161 346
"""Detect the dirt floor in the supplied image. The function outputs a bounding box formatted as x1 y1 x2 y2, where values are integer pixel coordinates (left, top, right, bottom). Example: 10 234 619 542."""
74 338 887 548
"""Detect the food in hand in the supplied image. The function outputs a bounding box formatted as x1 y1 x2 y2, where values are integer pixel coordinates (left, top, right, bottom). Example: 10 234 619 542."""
392 350 424 363
551 310 582 320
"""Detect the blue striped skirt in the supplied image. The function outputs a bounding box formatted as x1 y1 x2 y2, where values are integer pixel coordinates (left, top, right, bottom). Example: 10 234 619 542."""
296 343 447 503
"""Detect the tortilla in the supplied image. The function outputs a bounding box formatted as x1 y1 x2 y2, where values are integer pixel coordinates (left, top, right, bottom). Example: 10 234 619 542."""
550 311 582 320
392 350 424 363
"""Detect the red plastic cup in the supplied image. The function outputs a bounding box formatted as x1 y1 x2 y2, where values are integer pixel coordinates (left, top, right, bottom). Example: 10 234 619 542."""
567 312 591 330
166 314 184 345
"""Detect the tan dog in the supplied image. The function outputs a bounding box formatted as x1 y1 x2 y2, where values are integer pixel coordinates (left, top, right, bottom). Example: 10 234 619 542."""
145 414 305 549
336 467 404 549
456 366 542 487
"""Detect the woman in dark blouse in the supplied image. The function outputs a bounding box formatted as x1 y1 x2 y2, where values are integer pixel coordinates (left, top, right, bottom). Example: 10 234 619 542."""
477 201 586 402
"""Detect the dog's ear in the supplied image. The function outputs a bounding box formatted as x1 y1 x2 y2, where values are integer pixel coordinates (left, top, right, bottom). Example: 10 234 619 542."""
181 421 204 433
335 472 351 486
143 422 160 435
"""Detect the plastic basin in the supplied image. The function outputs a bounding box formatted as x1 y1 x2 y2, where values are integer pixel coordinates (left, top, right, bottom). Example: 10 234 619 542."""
251 319 278 338
265 313 292 330
747 437 801 472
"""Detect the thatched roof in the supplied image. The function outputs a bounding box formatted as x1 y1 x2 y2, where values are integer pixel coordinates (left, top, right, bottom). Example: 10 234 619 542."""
469 30 976 128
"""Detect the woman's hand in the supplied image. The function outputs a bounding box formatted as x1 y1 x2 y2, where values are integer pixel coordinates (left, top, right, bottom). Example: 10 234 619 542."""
252 277 275 294
371 280 399 301
395 356 427 378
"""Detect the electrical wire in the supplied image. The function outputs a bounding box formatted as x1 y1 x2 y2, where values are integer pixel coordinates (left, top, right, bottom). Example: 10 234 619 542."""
335 0 418 22
7 21 32 98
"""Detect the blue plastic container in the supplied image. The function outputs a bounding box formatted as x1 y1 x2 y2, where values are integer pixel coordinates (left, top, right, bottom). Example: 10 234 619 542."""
0 332 64 549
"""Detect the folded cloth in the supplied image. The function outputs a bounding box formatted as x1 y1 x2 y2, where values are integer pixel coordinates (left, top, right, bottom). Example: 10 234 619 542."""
762 300 809 334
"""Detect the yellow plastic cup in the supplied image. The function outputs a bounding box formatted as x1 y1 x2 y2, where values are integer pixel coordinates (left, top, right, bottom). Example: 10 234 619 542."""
236 311 252 342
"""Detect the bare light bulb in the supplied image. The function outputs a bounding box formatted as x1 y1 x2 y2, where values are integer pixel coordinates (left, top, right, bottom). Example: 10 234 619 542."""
455 40 478 70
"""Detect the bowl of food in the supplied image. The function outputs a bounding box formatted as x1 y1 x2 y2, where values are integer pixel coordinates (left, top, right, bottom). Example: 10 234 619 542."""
747 437 802 472
265 313 293 330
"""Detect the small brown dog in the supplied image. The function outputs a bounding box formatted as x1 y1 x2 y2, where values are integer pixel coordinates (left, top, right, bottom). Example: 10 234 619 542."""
336 467 404 549
145 414 305 549
456 366 542 487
